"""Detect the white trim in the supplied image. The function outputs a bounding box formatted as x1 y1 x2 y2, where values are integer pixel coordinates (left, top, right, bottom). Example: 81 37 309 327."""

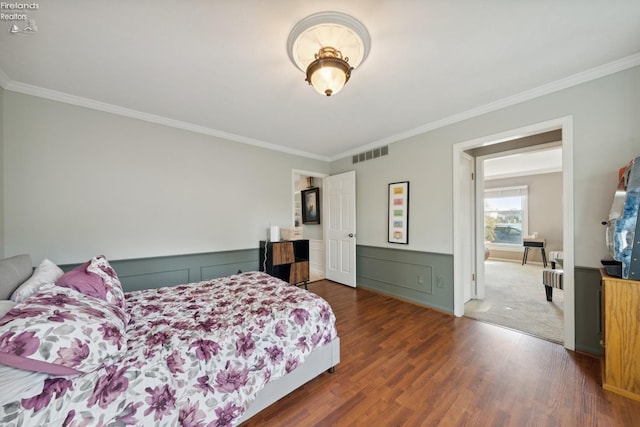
291 169 329 180
453 116 575 351
474 154 487 299
333 53 640 161
3 81 331 162
287 11 371 71
560 117 575 351
460 151 476 301
1 53 638 162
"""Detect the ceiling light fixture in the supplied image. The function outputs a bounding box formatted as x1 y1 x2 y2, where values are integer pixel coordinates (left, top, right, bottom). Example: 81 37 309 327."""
287 11 370 97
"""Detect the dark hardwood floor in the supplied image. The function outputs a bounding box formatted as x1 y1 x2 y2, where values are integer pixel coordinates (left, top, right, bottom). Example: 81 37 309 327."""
241 280 640 426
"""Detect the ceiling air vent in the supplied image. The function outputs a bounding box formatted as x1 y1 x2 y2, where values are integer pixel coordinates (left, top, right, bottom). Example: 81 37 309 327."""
352 145 389 164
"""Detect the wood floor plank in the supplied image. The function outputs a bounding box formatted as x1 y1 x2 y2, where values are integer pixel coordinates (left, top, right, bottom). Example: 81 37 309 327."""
241 280 640 426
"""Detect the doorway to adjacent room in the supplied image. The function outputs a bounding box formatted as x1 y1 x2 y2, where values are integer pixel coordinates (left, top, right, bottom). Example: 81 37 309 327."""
452 116 575 349
292 170 357 287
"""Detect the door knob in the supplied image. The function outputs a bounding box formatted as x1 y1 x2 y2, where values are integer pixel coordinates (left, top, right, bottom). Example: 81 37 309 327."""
348 233 354 238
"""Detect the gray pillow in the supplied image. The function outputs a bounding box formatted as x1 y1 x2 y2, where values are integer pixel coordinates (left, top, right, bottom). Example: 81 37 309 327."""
0 300 16 318
0 254 33 300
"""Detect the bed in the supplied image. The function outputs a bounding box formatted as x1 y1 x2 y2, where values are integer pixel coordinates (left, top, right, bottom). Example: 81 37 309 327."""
0 254 340 426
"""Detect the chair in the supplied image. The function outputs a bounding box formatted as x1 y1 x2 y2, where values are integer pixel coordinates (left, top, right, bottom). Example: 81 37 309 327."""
542 251 563 301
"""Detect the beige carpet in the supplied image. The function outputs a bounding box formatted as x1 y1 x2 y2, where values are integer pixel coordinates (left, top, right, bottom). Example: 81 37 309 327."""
464 259 564 343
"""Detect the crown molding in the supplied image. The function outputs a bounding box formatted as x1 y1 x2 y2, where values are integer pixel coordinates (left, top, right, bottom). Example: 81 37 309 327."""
2 80 331 162
331 52 640 161
2 52 639 163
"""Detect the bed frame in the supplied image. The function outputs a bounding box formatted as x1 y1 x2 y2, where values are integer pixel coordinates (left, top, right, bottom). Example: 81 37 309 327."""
238 337 340 423
0 254 340 425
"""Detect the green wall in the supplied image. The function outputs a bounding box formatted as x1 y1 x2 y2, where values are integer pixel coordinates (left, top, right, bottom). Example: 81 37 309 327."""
61 249 259 293
357 245 453 313
356 247 603 354
2 91 328 264
60 247 602 354
4 61 637 358
330 66 640 268
330 66 640 355
575 267 603 355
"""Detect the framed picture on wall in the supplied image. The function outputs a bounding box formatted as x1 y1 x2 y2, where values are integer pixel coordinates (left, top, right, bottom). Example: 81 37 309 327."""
388 181 409 244
302 187 320 224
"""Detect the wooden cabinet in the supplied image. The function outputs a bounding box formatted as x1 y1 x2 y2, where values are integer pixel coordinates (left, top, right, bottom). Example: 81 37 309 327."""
601 268 640 401
259 240 309 288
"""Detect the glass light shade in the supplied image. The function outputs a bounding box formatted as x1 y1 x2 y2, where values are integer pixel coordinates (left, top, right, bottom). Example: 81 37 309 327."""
305 48 352 96
310 65 347 96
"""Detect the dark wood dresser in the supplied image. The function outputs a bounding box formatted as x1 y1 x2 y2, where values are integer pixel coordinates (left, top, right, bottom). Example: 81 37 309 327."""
259 240 309 288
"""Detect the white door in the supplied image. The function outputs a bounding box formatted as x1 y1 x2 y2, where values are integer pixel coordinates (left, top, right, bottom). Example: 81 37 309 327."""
461 153 476 302
324 171 356 287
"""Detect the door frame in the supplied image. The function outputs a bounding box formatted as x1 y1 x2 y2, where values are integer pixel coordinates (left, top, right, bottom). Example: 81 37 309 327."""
291 169 328 226
292 169 328 280
460 152 476 302
452 116 575 350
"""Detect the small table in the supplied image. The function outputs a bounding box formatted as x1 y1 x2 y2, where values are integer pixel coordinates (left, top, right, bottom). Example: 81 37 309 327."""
522 238 547 267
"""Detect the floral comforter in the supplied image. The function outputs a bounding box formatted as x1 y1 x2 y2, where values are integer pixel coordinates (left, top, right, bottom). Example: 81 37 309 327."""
0 272 337 426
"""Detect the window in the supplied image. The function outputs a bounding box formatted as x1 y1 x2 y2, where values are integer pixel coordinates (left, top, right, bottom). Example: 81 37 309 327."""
484 185 528 246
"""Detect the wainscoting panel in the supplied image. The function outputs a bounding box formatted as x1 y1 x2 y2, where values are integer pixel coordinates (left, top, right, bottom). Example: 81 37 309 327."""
359 257 433 294
54 247 603 355
120 269 191 292
61 249 259 292
201 259 260 282
575 266 603 356
356 245 453 313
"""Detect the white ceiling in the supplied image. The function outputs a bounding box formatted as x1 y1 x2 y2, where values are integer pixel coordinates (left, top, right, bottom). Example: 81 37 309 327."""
484 147 563 180
1 1 639 161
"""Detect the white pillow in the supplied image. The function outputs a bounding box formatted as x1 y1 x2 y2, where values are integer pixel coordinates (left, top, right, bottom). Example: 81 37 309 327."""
10 258 64 303
0 364 49 407
0 300 16 318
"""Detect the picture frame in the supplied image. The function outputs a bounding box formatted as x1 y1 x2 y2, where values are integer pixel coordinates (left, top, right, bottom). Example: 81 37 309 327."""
301 187 321 224
388 181 409 244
